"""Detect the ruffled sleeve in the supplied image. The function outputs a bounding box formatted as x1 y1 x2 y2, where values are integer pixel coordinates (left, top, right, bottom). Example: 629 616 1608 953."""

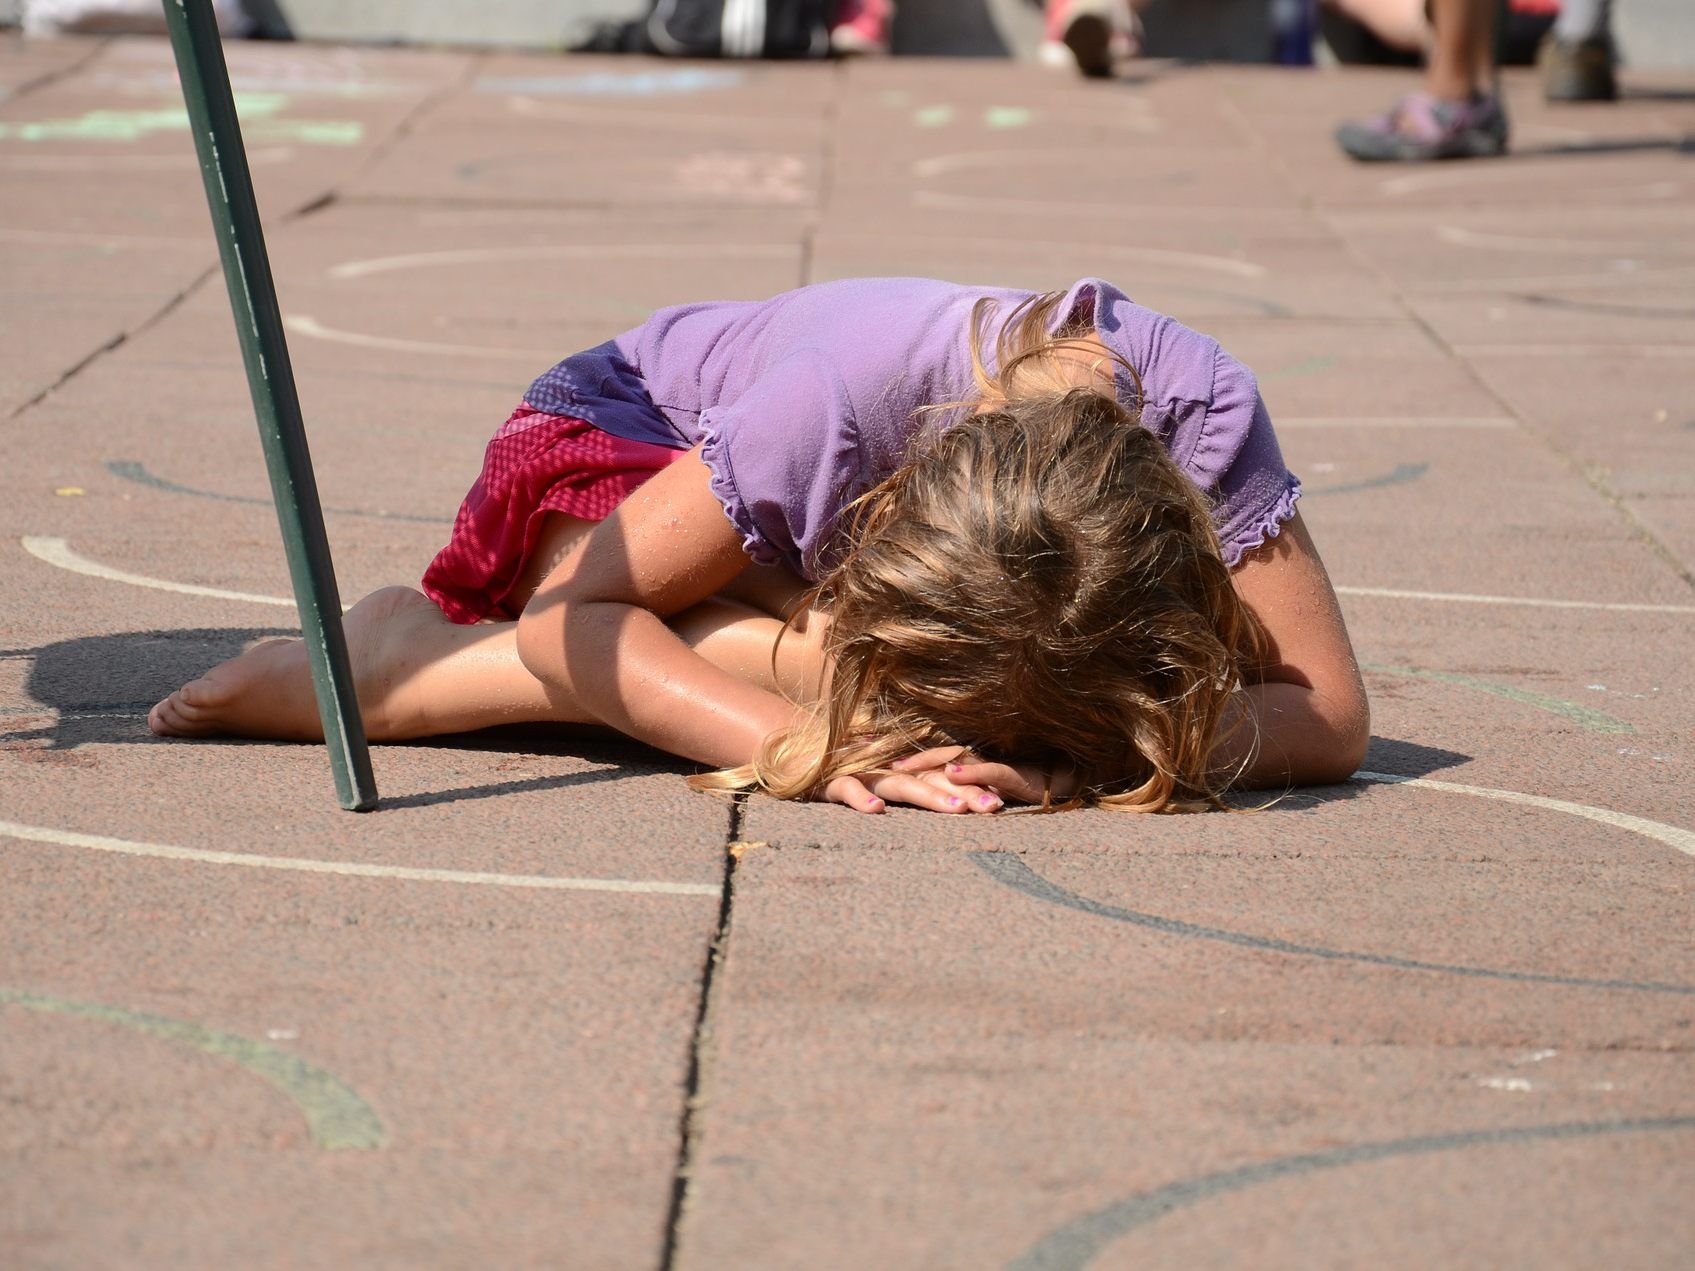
1090 282 1301 566
696 350 865 578
1194 346 1302 567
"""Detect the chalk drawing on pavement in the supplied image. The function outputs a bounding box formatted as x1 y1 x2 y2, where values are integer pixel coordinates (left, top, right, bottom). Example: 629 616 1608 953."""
1 987 386 1150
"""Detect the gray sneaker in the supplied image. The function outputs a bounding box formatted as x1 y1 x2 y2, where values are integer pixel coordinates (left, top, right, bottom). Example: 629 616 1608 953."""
1336 91 1510 162
1539 35 1617 102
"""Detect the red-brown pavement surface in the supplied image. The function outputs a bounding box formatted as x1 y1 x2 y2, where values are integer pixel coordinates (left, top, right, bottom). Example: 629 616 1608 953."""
3 32 1693 1270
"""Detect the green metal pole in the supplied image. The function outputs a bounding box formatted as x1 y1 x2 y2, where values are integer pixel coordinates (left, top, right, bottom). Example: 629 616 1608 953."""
161 0 377 811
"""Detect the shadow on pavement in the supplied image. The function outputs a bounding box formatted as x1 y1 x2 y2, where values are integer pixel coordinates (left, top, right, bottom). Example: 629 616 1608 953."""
3 633 1469 815
0 629 687 778
1517 132 1695 158
1359 735 1472 776
1621 87 1695 103
1250 735 1473 814
0 628 289 751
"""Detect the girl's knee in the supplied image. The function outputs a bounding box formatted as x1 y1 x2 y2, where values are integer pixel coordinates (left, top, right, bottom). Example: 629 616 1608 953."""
513 599 561 685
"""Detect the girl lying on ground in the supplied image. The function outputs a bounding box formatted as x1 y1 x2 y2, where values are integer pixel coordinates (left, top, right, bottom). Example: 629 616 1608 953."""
150 278 1370 814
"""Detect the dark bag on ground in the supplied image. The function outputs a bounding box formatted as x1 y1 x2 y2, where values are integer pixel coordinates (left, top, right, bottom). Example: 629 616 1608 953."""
571 0 831 58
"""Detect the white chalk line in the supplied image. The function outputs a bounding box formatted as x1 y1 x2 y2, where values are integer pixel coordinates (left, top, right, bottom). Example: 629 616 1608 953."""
1414 264 1695 296
22 536 303 608
911 190 1289 220
816 231 1267 279
915 150 1098 180
0 226 206 249
1434 225 1690 257
28 535 1695 618
1381 165 1684 200
284 314 553 362
913 147 1182 180
1354 772 1695 860
507 94 816 134
913 189 1198 218
328 242 794 281
1 781 1685 895
1455 343 1695 358
0 819 720 896
1276 417 1515 430
1335 585 1695 615
0 147 294 172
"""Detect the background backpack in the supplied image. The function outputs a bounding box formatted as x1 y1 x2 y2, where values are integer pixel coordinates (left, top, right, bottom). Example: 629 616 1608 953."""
574 0 833 59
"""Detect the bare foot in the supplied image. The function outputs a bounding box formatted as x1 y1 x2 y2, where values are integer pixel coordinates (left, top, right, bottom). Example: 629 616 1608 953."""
148 587 436 741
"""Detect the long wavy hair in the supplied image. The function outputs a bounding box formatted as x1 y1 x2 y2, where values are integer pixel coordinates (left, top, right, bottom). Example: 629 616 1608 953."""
691 290 1264 812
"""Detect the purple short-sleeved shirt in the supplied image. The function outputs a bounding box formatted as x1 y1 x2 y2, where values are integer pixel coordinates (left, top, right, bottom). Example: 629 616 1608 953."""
524 277 1301 579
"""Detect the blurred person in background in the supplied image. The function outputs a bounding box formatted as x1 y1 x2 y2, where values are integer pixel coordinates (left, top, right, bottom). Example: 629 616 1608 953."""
1539 0 1617 99
1324 0 1619 106
828 0 893 54
21 0 251 35
1039 0 1148 77
1335 0 1509 159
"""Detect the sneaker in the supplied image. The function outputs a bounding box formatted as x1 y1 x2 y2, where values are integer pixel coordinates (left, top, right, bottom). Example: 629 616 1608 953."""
830 0 892 56
1538 34 1617 102
1335 91 1509 161
1041 0 1118 78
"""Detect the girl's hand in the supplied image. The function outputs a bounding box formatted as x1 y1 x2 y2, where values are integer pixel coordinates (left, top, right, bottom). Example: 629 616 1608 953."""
892 746 1079 808
821 761 1006 815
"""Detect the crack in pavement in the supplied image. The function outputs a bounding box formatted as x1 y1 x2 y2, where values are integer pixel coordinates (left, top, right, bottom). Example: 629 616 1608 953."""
662 793 744 1270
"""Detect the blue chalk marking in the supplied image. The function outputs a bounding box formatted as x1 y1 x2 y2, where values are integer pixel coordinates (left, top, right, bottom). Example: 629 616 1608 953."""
1305 462 1429 498
107 459 449 526
971 853 1693 995
475 69 744 97
1009 1116 1695 1270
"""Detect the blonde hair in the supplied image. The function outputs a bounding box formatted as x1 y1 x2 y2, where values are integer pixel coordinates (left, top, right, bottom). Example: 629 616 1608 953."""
692 291 1262 812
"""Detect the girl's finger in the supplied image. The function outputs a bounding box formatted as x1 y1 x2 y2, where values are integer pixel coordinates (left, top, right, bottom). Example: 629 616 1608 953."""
945 761 1043 803
825 775 885 814
870 772 999 815
914 768 1003 813
889 745 972 773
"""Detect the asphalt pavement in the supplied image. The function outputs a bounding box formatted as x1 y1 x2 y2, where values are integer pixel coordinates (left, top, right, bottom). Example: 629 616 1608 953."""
2 33 1692 1269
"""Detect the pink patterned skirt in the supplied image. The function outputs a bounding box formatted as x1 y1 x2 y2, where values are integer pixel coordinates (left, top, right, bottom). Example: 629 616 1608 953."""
421 404 686 624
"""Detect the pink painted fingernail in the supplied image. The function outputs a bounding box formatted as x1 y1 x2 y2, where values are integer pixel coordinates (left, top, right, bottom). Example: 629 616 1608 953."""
978 794 1001 810
947 764 964 775
946 796 963 808
867 797 884 810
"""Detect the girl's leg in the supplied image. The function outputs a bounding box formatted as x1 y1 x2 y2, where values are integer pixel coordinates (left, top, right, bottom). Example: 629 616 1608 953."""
148 587 819 741
149 586 581 741
1426 0 1495 101
150 515 827 742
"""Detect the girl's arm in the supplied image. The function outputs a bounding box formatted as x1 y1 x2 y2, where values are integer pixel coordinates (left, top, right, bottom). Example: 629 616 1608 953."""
1213 509 1371 788
516 447 790 770
514 447 998 814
